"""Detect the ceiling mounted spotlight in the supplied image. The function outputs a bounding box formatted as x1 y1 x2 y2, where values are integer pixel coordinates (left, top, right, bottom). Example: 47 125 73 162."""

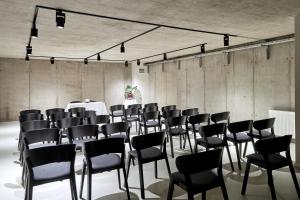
137 59 140 66
125 61 129 67
56 10 65 29
84 58 88 64
201 44 206 53
31 24 38 38
25 55 29 61
120 43 125 53
163 53 167 60
50 57 54 64
26 45 32 55
224 34 229 47
97 53 101 61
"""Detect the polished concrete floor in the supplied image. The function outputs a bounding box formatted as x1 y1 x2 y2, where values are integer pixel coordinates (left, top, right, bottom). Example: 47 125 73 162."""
0 121 299 200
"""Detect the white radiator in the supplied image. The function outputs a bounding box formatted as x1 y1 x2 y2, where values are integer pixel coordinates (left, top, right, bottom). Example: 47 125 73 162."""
268 110 295 139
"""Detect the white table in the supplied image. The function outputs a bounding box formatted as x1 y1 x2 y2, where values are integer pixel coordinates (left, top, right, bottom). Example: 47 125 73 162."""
66 102 108 115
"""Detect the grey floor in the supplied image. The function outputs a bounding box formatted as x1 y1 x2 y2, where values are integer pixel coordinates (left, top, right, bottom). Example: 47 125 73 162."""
0 121 299 200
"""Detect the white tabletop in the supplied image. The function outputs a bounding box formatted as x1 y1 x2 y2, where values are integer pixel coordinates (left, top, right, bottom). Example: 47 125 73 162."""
66 101 108 115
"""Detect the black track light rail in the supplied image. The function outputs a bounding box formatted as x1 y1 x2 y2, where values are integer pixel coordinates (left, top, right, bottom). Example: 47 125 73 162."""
30 55 126 62
86 26 160 59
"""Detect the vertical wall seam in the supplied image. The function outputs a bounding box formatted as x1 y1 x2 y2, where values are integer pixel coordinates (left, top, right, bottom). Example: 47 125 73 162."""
289 43 292 111
203 59 206 113
252 49 256 119
28 63 31 109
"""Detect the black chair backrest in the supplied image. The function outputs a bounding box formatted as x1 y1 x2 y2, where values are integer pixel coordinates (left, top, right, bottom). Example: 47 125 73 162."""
21 120 49 132
255 135 292 155
162 105 176 113
102 122 129 137
176 148 223 174
163 109 181 119
253 118 275 131
110 104 125 113
188 113 210 125
143 111 160 121
24 144 76 168
167 116 187 127
143 106 158 112
125 107 139 116
128 104 142 109
182 108 199 117
52 112 72 123
45 108 65 120
57 117 82 129
23 128 60 148
210 111 230 124
84 138 125 158
20 109 41 116
70 101 81 103
68 107 86 117
68 125 99 140
144 103 158 108
89 115 110 125
199 123 227 138
131 131 165 150
81 110 96 118
19 113 44 123
228 120 253 134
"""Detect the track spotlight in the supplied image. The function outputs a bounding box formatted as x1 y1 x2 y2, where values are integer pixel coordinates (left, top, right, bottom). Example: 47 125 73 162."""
137 59 140 66
25 55 29 61
31 24 38 38
50 57 54 64
201 44 206 53
26 46 32 55
97 53 101 61
56 10 65 29
224 34 229 46
163 53 167 60
125 61 129 67
120 43 125 53
84 58 88 64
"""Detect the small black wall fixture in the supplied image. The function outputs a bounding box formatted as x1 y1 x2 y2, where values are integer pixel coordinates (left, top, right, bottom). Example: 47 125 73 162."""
56 10 65 29
97 53 101 61
125 60 129 67
84 58 88 64
266 45 271 60
50 57 54 64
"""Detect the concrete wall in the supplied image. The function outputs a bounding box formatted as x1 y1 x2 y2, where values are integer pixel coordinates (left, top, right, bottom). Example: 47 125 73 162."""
0 58 131 121
133 42 295 122
295 15 300 165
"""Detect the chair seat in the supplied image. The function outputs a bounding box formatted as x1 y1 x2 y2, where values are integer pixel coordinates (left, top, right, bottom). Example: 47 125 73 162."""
111 111 124 117
196 137 224 148
28 143 56 149
247 153 289 169
123 116 139 122
140 121 159 127
89 154 122 172
171 170 219 192
129 147 164 163
33 162 71 181
248 130 274 139
227 132 252 143
169 127 186 136
73 138 96 148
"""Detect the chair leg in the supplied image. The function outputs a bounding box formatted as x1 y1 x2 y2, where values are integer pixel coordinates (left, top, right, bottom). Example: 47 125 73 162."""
243 142 248 158
27 180 33 200
288 161 300 199
220 178 229 200
170 135 174 158
234 142 241 170
267 169 277 200
137 162 145 199
179 134 182 149
202 192 206 200
70 174 78 200
186 133 193 154
187 192 194 200
79 163 86 199
165 156 171 175
126 156 132 179
24 179 28 200
117 169 122 190
122 166 131 200
136 121 138 133
154 161 158 178
167 178 174 200
87 172 92 200
241 160 251 195
239 143 242 158
138 125 141 135
183 134 187 149
225 144 234 171
194 143 198 154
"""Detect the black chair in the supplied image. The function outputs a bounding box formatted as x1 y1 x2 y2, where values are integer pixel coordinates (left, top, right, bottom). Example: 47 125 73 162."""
248 118 276 141
70 100 81 103
79 138 130 200
161 109 181 126
24 144 77 200
182 108 199 149
81 110 96 124
189 114 210 152
123 107 140 132
142 106 159 113
167 148 228 200
102 122 132 150
51 112 72 128
68 125 98 150
167 116 193 158
57 117 83 143
88 114 110 125
139 111 161 135
127 131 171 199
68 107 86 117
128 104 142 109
242 135 300 200
196 123 234 171
161 105 176 113
210 112 230 124
45 108 65 122
144 103 158 108
110 104 125 123
227 120 254 170
20 109 41 117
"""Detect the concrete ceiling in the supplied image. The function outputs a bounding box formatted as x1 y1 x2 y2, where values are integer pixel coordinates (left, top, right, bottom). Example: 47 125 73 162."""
0 0 300 62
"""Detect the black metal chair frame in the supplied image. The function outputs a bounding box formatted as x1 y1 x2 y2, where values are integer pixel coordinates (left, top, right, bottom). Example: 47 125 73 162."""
110 104 125 123
139 111 161 135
